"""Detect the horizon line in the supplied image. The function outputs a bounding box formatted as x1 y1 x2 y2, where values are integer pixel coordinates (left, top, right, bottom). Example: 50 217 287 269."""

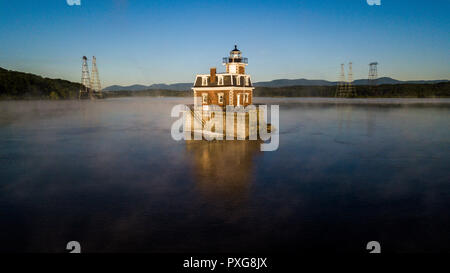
1 66 449 87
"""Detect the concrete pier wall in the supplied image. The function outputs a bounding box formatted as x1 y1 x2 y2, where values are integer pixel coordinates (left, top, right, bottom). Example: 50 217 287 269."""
183 105 268 140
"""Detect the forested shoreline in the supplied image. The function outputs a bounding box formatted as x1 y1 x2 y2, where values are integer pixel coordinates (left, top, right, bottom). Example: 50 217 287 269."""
1 67 449 100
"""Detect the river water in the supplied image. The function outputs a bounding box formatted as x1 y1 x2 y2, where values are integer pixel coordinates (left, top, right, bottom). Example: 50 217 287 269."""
0 97 449 253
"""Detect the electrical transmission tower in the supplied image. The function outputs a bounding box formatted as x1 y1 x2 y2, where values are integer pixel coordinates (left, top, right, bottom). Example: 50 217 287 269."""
79 56 91 99
336 63 347 97
336 62 356 97
80 56 91 94
368 62 378 86
346 62 356 97
90 56 102 93
79 56 103 99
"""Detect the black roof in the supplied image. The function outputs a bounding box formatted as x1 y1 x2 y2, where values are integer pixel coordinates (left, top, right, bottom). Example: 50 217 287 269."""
194 74 252 88
231 45 240 52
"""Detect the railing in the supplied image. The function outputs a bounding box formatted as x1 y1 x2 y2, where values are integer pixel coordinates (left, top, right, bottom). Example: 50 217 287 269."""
188 104 206 127
222 57 248 64
191 108 206 127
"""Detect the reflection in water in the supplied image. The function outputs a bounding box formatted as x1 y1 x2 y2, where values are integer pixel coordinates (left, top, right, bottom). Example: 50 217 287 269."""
336 103 376 139
365 109 376 137
1 98 450 253
336 103 377 138
336 104 353 133
186 141 261 215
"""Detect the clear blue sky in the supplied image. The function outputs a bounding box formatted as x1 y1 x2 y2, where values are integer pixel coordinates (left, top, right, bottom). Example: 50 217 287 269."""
0 0 449 87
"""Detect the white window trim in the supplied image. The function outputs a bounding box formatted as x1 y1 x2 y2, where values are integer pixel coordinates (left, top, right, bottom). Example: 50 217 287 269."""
202 76 208 86
237 76 241 86
218 93 224 104
202 93 208 104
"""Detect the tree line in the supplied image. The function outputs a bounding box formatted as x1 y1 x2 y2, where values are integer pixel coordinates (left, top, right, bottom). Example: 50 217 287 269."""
1 67 449 99
0 67 81 99
254 83 450 98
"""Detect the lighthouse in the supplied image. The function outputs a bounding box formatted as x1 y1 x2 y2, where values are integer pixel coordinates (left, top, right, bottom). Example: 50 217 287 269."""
192 45 254 107
183 45 273 141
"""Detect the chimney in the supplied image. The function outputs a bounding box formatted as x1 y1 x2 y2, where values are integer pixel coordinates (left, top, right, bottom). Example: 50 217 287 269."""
210 68 216 84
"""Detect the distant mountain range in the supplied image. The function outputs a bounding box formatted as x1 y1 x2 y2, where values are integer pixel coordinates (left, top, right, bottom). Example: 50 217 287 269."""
104 83 193 92
1 66 448 100
105 77 449 91
254 77 449 87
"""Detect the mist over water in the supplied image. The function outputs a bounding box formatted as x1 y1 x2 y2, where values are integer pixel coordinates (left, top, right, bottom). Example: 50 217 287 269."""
0 97 449 253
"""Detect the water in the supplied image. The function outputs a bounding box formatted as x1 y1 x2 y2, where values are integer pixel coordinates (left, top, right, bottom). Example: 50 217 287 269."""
0 97 449 253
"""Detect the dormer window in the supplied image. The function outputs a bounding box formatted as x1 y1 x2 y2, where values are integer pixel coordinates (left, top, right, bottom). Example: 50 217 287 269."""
218 75 224 85
237 76 241 86
202 76 208 86
245 76 250 86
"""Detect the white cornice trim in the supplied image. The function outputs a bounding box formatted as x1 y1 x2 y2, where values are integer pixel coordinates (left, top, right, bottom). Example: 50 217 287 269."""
192 87 255 91
195 73 251 77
